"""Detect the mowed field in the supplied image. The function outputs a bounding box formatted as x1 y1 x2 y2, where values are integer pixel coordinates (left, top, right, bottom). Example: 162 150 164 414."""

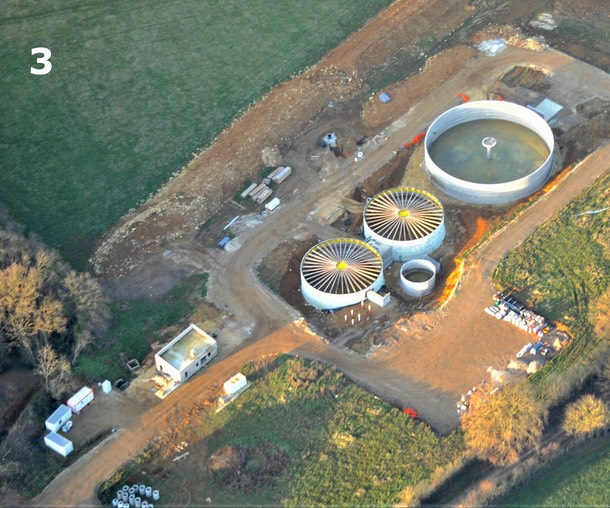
0 0 390 267
498 434 610 507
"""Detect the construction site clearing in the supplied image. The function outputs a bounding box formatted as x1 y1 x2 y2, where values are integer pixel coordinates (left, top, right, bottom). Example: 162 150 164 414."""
28 2 610 506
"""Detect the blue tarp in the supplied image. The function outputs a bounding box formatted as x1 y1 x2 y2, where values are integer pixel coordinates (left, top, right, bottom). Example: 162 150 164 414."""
379 92 391 103
218 236 230 248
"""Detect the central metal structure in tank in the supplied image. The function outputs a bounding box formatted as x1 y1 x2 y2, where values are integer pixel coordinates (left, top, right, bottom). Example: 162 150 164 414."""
363 187 445 262
424 100 555 205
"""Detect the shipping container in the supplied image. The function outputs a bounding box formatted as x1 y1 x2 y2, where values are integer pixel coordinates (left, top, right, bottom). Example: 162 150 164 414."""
67 386 94 413
44 432 73 457
45 404 72 432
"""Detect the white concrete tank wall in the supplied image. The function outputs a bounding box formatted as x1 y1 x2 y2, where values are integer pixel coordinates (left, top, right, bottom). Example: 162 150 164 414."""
424 100 554 205
300 238 384 310
400 259 437 297
363 188 445 262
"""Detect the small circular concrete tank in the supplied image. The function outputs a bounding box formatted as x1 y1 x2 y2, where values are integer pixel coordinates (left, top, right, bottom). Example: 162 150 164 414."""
400 259 437 297
300 238 384 310
363 187 445 262
425 100 554 204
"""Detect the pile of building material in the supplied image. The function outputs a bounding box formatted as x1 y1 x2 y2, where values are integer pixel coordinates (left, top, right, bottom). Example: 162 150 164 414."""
484 292 551 338
240 166 293 207
249 183 272 204
266 165 292 184
112 484 160 508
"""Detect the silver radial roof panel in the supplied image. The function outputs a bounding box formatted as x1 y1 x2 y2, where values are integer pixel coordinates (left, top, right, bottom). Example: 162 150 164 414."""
363 187 444 242
300 239 382 295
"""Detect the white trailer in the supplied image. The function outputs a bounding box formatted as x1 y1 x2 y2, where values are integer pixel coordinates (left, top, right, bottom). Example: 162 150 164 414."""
45 404 72 432
44 432 73 457
67 386 94 413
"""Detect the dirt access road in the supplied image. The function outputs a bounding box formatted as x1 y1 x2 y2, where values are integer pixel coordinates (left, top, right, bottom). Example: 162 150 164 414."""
34 43 610 504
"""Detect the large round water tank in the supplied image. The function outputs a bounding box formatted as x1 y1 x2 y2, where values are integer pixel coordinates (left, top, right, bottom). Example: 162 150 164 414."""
363 187 445 262
424 100 554 205
300 238 384 310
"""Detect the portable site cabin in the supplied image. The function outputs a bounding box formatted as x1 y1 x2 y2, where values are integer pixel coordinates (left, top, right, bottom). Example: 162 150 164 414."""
44 432 73 457
67 386 94 413
45 404 72 432
155 323 218 383
224 373 248 396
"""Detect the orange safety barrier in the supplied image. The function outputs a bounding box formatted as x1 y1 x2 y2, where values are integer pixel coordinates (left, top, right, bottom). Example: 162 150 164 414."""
402 131 427 148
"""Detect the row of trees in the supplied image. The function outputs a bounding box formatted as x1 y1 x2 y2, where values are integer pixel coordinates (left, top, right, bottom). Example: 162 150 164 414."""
462 373 610 467
0 226 110 397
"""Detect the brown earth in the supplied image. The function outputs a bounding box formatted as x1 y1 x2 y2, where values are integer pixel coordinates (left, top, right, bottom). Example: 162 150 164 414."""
14 0 610 506
28 136 610 508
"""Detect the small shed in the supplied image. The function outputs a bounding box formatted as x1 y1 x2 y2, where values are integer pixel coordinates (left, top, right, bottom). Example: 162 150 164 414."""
45 404 72 432
265 197 280 211
367 289 391 308
224 373 248 396
44 432 73 457
67 386 94 413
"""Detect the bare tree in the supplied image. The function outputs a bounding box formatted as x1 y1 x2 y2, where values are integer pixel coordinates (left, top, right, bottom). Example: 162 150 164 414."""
35 345 60 392
0 263 66 364
71 328 93 365
64 271 110 336
49 356 72 399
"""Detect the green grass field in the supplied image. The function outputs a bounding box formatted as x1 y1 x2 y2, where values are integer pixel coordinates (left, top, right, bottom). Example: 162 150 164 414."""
99 356 465 506
493 171 610 380
76 272 208 380
498 433 610 507
1 0 390 267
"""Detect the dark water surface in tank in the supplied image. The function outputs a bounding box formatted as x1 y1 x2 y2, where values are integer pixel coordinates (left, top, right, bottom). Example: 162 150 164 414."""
403 269 433 282
428 119 550 184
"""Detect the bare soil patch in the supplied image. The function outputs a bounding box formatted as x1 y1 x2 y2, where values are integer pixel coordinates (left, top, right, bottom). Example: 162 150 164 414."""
500 65 552 92
208 444 289 493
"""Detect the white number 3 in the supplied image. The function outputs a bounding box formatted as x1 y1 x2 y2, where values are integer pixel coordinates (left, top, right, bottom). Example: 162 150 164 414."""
31 47 52 75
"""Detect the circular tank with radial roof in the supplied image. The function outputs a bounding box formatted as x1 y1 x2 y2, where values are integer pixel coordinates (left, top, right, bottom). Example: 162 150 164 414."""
363 187 445 262
424 100 554 205
300 238 384 310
